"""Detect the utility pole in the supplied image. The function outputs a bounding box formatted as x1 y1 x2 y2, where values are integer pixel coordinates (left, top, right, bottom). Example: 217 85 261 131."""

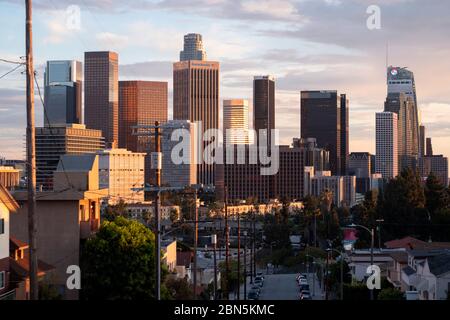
193 189 198 299
243 229 247 300
154 121 162 300
212 234 218 300
224 187 230 300
237 211 241 300
252 208 256 277
25 0 38 301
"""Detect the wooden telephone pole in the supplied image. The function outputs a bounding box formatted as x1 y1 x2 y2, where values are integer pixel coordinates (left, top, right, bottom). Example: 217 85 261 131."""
25 0 38 300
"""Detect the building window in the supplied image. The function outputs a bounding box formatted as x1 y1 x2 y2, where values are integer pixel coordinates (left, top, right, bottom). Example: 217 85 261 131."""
0 271 5 289
0 218 4 234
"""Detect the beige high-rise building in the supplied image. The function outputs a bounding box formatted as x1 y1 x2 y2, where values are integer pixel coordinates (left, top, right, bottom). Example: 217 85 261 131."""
223 99 252 145
97 148 145 204
376 112 399 179
173 60 219 185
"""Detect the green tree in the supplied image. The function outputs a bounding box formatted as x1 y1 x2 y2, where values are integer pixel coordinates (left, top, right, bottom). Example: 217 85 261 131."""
425 172 447 214
165 276 193 300
378 287 405 300
81 217 167 299
103 200 128 221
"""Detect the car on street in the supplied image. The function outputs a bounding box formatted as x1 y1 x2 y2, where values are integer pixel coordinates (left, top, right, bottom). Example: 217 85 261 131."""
300 290 312 300
299 284 310 292
298 278 308 286
256 272 265 280
250 285 261 296
254 279 264 287
248 290 259 300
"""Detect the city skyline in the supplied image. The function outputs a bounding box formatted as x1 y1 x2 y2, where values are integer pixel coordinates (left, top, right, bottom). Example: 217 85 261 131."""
1 1 450 170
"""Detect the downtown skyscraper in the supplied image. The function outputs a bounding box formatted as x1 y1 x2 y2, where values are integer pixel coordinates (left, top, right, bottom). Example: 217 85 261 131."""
173 34 219 185
376 112 399 180
253 76 275 147
179 33 207 61
44 60 82 126
119 80 168 185
223 99 251 145
84 51 119 145
300 90 349 175
386 66 420 170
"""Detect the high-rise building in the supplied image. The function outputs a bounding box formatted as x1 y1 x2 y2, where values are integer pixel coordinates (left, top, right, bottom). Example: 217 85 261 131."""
180 33 207 61
44 60 82 126
340 94 349 174
119 81 168 185
274 145 305 201
84 51 119 145
173 60 219 185
35 124 105 189
301 90 348 175
348 152 373 194
386 66 420 168
293 138 330 172
97 148 146 204
161 120 198 189
384 92 419 170
419 125 426 157
223 99 252 145
376 112 398 180
426 138 433 156
419 155 448 187
253 76 275 147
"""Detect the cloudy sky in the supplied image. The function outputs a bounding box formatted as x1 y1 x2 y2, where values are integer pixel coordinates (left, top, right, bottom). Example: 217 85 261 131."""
1 0 450 162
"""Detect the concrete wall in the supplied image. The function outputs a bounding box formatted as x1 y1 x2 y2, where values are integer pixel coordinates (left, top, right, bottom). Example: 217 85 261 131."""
10 200 81 300
0 203 9 260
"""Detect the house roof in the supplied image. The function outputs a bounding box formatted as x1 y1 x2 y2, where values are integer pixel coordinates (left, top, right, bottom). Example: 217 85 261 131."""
385 237 428 250
10 237 29 251
10 255 54 278
0 184 19 212
56 154 97 172
427 252 450 276
389 251 408 264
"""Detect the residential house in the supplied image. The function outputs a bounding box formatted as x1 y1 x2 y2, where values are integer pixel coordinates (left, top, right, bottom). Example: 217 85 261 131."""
10 155 107 299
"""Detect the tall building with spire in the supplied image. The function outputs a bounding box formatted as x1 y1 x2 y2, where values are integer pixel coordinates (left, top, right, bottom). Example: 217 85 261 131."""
173 34 219 185
180 33 207 61
386 66 420 170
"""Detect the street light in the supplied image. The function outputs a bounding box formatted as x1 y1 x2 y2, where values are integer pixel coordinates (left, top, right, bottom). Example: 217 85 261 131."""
326 248 344 300
348 223 375 300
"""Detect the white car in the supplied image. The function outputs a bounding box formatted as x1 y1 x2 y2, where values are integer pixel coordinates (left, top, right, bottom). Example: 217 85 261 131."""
298 278 308 286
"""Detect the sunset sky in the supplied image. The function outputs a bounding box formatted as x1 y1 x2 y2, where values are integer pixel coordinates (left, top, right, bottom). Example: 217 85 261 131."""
1 0 449 165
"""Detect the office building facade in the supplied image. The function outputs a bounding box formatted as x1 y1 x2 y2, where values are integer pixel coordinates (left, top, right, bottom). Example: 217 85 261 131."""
419 155 449 187
97 149 146 204
376 112 399 180
119 80 168 185
44 60 82 126
84 51 119 145
173 60 219 185
35 124 105 189
180 33 207 61
161 120 198 189
223 99 252 145
253 76 275 147
301 90 348 175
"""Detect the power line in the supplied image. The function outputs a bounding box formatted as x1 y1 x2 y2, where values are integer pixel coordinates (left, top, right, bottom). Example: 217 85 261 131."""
0 58 25 65
0 64 24 80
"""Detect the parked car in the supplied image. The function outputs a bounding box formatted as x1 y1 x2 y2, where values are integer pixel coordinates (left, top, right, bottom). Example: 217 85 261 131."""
256 272 265 280
300 290 311 300
298 278 308 286
299 284 310 292
248 290 259 300
251 285 261 296
254 279 264 288
255 276 264 283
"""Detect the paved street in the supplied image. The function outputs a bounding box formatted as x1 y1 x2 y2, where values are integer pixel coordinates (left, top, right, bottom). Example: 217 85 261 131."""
236 272 324 300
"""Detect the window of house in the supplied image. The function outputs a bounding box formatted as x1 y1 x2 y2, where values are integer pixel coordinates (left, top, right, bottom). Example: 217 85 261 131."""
0 218 4 234
0 271 5 289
